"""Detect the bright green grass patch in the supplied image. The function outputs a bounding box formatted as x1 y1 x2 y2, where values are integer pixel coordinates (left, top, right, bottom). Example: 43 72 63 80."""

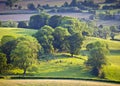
0 27 37 39
30 54 93 78
103 64 120 81
83 37 120 50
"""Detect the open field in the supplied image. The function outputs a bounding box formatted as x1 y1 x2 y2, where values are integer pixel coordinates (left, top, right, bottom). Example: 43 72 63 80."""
0 79 119 86
0 27 37 39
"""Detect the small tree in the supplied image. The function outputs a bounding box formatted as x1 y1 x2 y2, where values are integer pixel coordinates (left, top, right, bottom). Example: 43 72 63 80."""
18 21 27 28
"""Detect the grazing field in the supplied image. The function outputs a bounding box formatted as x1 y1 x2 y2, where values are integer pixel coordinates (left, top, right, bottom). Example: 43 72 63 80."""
0 79 119 86
0 27 37 39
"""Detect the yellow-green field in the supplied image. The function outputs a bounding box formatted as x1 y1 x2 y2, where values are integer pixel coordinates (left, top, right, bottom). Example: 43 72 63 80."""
0 27 37 39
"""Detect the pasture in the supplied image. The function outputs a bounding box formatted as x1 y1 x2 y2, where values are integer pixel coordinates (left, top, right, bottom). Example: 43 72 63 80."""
0 27 37 39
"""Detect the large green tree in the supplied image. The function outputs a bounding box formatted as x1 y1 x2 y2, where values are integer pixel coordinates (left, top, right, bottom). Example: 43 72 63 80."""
67 33 84 57
11 36 41 75
48 15 62 28
86 47 109 77
53 27 70 51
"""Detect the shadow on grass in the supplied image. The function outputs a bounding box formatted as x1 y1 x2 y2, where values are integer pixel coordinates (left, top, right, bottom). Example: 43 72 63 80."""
110 50 120 55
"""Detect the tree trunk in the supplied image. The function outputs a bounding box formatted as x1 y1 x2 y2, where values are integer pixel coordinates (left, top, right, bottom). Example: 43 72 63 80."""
23 68 27 76
71 54 74 57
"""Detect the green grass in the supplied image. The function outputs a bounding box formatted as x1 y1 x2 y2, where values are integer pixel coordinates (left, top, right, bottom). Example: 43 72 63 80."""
0 27 37 39
28 53 93 78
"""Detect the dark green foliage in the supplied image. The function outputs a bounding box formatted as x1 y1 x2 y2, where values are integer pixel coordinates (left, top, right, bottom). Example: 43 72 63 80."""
0 35 16 63
68 33 84 57
18 21 27 28
29 13 50 29
48 15 62 28
27 3 36 10
0 53 7 74
53 27 70 52
34 25 54 54
86 41 109 77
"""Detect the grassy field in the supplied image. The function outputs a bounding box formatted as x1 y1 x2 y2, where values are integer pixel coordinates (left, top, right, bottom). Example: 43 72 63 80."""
0 27 37 39
0 27 120 82
0 79 119 86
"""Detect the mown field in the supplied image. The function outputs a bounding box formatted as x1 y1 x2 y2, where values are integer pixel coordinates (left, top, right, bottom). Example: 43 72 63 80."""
0 79 119 86
0 27 120 83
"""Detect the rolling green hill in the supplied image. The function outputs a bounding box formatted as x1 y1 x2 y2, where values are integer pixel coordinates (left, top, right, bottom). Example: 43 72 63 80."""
0 27 120 81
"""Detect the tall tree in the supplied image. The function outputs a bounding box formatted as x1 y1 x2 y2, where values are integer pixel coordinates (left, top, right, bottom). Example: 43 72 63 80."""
11 36 41 75
34 25 54 54
68 33 84 57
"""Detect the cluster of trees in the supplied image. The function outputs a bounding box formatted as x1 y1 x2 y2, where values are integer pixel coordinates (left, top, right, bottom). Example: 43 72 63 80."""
62 0 100 10
93 25 120 40
0 13 86 75
0 35 41 75
34 25 84 57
